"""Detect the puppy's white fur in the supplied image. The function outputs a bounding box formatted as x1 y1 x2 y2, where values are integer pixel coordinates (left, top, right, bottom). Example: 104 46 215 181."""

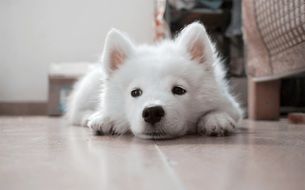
67 22 242 139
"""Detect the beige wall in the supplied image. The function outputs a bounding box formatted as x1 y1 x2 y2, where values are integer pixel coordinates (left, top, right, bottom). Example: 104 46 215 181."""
0 0 154 102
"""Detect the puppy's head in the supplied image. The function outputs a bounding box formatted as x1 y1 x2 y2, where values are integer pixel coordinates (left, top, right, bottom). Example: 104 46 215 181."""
101 23 219 139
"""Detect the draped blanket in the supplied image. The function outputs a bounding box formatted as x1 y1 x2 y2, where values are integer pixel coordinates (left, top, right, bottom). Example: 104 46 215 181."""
243 0 305 81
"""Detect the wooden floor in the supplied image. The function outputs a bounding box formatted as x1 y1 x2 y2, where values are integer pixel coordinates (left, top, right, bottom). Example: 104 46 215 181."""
0 117 304 190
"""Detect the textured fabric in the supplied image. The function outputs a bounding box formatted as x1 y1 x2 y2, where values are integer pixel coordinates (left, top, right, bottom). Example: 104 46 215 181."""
243 0 305 81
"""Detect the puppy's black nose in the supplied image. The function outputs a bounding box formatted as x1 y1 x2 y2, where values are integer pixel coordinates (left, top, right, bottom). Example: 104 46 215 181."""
142 106 165 125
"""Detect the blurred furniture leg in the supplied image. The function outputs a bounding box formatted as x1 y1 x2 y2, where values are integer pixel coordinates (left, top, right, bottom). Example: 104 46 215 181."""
248 79 281 120
48 63 93 116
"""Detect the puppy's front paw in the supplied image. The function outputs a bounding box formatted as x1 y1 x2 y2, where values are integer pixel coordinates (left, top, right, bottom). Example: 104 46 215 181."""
87 113 116 135
197 112 236 136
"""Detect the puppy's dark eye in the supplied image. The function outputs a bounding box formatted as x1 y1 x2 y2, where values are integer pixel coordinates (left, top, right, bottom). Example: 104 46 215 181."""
131 88 142 97
172 86 187 95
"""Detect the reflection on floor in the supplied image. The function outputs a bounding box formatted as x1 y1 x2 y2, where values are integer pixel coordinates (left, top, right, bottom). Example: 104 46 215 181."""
0 117 304 190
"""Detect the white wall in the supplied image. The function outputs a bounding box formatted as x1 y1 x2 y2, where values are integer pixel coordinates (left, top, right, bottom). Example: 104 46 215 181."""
0 0 154 102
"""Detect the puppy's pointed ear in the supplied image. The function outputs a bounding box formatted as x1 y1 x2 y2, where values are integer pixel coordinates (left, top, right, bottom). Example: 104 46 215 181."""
101 29 135 75
176 22 215 64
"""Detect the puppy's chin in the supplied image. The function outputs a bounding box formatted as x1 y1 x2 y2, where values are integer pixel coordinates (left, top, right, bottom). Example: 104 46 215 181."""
135 133 176 140
132 123 185 140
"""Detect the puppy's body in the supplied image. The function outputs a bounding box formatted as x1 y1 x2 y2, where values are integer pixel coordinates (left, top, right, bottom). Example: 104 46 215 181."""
67 23 242 139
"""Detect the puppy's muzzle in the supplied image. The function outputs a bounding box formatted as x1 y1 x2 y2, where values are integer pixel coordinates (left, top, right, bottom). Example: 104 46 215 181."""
142 106 165 125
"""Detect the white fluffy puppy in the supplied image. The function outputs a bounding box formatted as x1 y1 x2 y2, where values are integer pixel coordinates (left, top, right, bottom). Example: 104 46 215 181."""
67 22 242 139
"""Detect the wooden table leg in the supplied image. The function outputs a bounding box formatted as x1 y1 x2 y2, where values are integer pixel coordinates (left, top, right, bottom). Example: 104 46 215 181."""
248 79 281 120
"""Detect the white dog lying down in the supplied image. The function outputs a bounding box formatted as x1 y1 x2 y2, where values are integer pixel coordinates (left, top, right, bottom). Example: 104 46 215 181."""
66 22 242 139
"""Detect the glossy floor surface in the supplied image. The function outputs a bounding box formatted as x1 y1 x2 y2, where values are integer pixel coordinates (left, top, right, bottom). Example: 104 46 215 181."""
0 117 304 190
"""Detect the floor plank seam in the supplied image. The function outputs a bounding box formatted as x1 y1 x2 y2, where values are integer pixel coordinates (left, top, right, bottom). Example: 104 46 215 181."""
154 144 186 190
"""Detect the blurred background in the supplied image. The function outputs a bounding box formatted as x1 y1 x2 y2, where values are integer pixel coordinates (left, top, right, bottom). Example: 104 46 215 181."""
1 0 304 120
0 0 154 103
